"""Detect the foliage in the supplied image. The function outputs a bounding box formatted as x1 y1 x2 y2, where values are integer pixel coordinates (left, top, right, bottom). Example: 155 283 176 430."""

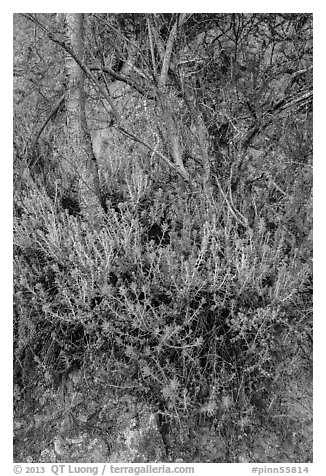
13 13 312 462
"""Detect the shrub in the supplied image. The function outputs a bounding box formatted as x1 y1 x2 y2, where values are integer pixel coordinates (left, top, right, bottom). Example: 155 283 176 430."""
14 174 312 438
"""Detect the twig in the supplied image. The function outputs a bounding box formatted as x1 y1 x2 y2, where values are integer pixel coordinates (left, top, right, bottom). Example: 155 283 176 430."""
32 93 65 149
212 173 248 227
23 14 121 123
23 13 190 184
147 18 157 78
89 65 156 100
113 124 190 182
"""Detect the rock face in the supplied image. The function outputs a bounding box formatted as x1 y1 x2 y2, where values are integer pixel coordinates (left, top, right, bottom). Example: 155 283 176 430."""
108 405 166 463
53 375 167 463
16 364 167 464
39 399 166 463
52 404 166 463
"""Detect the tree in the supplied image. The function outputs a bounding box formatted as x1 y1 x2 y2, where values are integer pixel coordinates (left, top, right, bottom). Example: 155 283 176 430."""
63 13 105 217
14 14 312 463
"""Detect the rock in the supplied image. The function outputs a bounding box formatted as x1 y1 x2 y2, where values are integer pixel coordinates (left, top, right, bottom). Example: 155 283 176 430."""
39 448 57 463
109 404 166 462
54 436 66 455
88 437 108 463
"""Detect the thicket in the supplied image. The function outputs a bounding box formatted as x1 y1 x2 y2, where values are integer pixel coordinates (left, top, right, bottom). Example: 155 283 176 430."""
13 13 312 460
14 165 312 423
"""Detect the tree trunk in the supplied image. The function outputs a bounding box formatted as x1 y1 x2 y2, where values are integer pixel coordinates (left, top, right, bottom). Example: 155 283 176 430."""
149 16 189 182
64 13 105 218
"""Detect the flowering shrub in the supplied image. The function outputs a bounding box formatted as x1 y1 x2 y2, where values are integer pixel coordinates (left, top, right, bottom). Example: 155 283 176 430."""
14 161 312 439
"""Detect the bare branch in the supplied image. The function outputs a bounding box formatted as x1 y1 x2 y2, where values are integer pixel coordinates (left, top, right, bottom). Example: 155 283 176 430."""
24 14 121 124
159 18 178 87
114 124 190 182
89 65 156 99
147 18 157 78
32 93 65 149
23 13 191 184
